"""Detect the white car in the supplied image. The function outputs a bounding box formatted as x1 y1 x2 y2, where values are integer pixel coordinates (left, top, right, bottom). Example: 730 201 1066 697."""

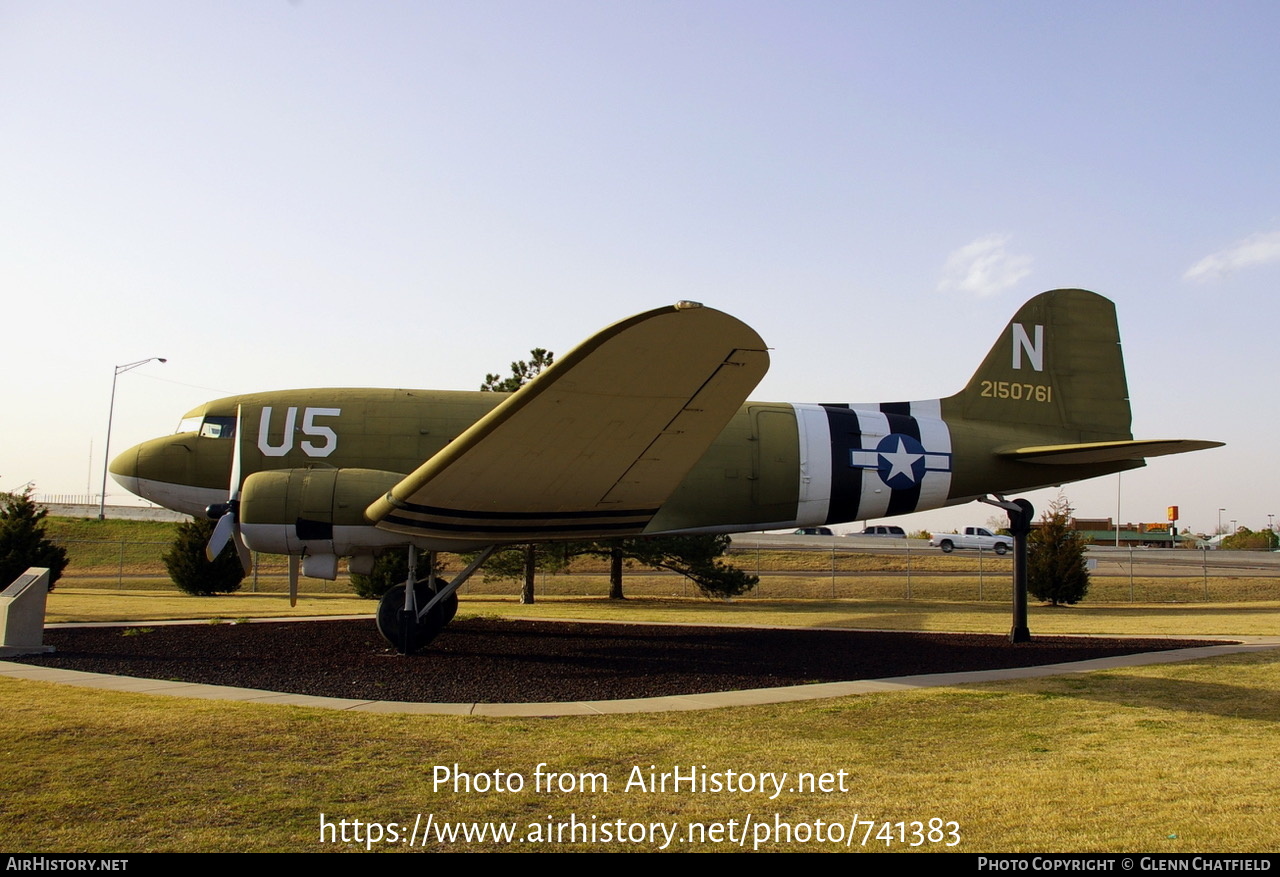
931 527 1010 554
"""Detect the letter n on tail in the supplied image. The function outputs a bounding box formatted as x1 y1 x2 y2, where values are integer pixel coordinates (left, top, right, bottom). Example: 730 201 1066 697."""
1011 323 1043 372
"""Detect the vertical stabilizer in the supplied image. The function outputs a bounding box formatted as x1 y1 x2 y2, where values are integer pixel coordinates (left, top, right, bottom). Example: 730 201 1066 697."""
947 289 1133 441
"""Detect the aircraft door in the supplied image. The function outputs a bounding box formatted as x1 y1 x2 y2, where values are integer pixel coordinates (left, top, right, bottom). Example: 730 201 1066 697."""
750 406 799 514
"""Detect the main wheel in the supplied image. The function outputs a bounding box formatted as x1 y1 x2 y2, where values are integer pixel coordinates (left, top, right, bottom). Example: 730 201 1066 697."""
940 540 954 553
376 582 450 654
440 590 459 625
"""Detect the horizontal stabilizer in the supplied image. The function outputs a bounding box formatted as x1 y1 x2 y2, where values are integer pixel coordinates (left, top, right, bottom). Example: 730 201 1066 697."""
999 439 1224 466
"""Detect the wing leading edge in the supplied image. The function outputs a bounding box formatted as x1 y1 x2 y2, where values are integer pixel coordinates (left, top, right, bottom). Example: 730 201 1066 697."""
368 302 769 545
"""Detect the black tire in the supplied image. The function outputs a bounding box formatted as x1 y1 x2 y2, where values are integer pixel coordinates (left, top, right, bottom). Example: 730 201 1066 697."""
994 542 1009 555
375 582 449 654
940 540 954 553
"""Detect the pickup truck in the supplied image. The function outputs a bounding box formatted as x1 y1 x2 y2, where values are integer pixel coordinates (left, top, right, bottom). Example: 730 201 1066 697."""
931 527 1010 554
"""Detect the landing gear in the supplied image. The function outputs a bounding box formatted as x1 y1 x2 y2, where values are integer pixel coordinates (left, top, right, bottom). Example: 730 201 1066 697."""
373 545 496 654
981 495 1034 644
1006 498 1034 644
376 581 455 654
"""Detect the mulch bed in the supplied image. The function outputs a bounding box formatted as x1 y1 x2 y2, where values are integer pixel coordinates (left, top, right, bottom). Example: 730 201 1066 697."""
15 619 1216 704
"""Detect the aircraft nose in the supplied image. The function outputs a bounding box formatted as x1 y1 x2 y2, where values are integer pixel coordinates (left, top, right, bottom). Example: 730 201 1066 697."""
108 444 143 496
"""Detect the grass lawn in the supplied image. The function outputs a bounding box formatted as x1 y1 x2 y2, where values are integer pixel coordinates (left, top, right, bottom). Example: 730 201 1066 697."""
6 590 1279 852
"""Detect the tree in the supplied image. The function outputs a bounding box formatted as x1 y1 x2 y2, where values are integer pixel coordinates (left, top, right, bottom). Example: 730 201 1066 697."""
350 550 449 599
1220 527 1279 552
0 487 69 590
984 514 1012 536
1027 494 1089 606
163 518 245 596
473 542 578 607
596 535 757 599
481 349 556 603
481 348 555 393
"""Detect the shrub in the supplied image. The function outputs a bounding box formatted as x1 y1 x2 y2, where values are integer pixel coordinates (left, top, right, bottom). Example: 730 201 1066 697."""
0 487 69 590
350 550 446 599
1027 495 1089 606
163 519 245 596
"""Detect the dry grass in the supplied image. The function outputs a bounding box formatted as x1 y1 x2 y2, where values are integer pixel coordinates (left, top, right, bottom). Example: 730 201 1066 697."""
23 519 1278 853
2 650 1277 852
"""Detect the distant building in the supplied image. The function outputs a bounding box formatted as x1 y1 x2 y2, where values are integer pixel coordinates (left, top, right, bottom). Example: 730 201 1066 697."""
1031 516 1194 548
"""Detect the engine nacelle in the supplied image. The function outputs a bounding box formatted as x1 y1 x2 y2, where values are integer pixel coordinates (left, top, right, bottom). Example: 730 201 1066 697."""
238 467 409 576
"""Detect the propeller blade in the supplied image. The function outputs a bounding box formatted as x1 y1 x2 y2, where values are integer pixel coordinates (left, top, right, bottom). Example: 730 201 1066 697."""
234 527 252 574
229 404 244 502
206 512 235 561
288 555 299 607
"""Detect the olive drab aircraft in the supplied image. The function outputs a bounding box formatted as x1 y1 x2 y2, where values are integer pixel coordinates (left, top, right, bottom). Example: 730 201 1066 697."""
111 289 1220 651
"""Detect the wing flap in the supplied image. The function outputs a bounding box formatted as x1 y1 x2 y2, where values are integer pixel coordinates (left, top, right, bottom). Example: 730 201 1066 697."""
1000 438 1223 465
369 303 769 543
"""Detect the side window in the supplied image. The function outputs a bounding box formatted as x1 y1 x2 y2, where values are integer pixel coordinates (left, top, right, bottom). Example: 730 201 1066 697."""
199 416 238 439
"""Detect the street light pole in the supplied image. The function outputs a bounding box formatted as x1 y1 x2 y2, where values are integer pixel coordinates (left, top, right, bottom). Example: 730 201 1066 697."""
99 357 167 521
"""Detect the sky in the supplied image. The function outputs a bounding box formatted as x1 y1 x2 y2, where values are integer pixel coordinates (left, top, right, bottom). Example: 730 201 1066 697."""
3 1 1278 537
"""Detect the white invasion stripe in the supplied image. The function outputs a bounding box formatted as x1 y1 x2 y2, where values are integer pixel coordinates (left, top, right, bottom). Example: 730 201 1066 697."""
793 403 832 526
913 400 953 512
909 398 942 419
855 408 891 520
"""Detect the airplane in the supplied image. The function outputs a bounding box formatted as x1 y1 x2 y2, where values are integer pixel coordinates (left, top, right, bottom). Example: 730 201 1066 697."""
109 289 1221 652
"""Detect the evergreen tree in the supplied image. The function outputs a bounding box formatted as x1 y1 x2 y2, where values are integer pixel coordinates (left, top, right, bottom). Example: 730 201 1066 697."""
163 518 245 596
351 550 448 599
1027 494 1090 606
481 348 555 393
0 487 69 590
476 535 758 600
597 535 757 599
350 551 409 599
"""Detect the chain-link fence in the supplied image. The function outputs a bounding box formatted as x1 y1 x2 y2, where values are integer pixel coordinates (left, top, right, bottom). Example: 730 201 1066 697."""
51 537 1280 602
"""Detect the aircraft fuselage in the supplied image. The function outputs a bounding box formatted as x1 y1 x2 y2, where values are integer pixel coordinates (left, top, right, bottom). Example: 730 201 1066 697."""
111 386 1137 552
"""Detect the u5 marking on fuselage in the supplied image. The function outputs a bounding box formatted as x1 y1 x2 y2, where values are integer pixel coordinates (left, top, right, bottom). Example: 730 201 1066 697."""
257 406 342 457
110 289 1220 580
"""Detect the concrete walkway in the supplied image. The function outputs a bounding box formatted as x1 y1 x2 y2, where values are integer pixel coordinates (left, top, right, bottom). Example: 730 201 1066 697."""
4 621 1277 717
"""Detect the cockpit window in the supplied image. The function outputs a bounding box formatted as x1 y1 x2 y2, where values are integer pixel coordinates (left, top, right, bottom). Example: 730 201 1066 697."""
175 416 202 435
199 416 237 439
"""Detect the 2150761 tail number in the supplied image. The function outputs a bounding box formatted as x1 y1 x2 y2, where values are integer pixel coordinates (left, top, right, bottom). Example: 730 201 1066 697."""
980 381 1052 402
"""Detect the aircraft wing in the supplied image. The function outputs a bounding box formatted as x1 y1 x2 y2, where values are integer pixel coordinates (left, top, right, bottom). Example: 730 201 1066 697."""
368 302 769 544
999 438 1224 465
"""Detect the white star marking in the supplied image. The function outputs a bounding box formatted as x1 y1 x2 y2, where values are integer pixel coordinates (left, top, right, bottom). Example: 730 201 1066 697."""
879 438 924 484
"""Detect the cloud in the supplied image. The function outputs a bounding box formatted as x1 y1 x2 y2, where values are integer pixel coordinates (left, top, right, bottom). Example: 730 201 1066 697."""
1184 230 1280 282
937 234 1033 298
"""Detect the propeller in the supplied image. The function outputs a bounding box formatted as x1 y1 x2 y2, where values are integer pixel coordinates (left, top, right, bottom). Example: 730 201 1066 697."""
205 405 252 574
288 555 299 607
